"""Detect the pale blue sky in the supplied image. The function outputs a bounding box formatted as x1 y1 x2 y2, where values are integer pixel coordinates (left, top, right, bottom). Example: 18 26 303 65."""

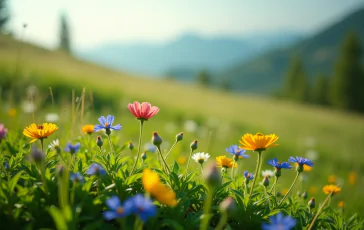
8 0 364 49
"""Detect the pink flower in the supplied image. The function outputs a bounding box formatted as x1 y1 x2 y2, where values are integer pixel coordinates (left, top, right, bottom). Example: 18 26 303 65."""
128 101 160 121
0 124 8 141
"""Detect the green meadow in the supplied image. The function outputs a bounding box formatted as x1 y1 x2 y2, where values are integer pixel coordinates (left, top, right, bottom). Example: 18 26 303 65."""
1 34 364 228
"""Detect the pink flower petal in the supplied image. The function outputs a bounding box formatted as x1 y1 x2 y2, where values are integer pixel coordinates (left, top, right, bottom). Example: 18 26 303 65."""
128 103 138 118
133 101 142 118
140 102 151 118
146 106 159 119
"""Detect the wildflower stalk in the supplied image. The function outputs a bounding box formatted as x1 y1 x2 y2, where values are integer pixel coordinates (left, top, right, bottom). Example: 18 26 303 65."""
133 216 144 230
215 212 228 230
308 185 340 230
106 134 115 154
249 151 262 200
40 139 44 152
130 120 144 176
278 171 300 206
200 189 214 230
157 146 170 174
269 177 279 195
185 149 194 175
231 159 236 179
164 140 178 160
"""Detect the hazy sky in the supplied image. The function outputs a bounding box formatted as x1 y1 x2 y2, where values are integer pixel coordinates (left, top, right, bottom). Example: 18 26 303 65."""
8 0 364 49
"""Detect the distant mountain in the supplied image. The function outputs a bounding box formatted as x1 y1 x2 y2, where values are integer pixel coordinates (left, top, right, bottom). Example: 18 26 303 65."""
77 31 303 77
219 8 364 93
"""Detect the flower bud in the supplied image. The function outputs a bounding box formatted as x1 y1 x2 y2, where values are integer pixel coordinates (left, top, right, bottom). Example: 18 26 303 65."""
302 191 308 200
4 161 10 171
176 132 183 142
233 155 239 162
262 176 269 187
308 198 315 209
128 141 134 150
202 163 221 188
152 132 162 147
141 152 147 161
190 140 198 151
96 136 103 148
296 163 304 173
221 167 227 174
105 128 111 136
56 164 65 176
219 197 237 217
274 168 281 177
30 146 45 163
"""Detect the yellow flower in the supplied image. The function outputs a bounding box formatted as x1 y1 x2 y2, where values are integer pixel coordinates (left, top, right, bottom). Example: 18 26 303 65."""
322 184 341 195
23 123 58 143
295 163 312 172
239 132 279 151
338 201 344 208
216 156 237 168
177 156 187 165
328 175 337 184
82 124 94 134
142 169 177 207
348 172 357 185
281 188 289 195
309 186 317 195
8 108 17 117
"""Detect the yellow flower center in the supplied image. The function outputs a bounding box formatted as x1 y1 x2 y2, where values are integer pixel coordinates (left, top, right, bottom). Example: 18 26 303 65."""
104 123 109 127
117 207 124 214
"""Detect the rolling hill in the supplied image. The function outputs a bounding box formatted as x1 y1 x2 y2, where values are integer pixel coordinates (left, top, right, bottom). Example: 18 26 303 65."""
219 7 364 93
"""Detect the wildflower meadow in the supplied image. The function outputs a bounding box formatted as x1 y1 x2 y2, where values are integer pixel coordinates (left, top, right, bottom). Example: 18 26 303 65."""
0 98 363 230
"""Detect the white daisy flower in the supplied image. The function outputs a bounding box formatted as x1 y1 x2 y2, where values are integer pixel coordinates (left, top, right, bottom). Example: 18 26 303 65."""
192 152 210 164
48 139 60 149
262 170 274 178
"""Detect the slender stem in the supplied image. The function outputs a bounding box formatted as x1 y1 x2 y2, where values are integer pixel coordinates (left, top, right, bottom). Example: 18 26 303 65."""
248 151 262 200
157 146 170 174
164 140 178 160
308 185 340 230
200 189 214 230
269 176 278 194
278 172 300 206
130 121 144 176
185 149 194 175
231 159 236 179
106 134 115 154
215 212 228 230
40 139 44 152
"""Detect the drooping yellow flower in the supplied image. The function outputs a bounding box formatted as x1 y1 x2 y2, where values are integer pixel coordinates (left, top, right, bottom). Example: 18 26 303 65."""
23 123 58 143
323 185 341 195
82 124 94 134
216 156 237 168
328 175 337 184
348 172 357 185
295 163 312 172
142 168 177 207
239 132 279 151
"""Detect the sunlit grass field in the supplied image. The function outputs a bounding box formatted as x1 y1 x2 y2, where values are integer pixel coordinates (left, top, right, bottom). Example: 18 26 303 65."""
1 34 364 217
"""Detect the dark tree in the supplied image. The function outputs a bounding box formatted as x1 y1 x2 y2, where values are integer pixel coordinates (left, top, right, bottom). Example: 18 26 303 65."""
59 13 71 53
312 74 329 105
0 0 9 31
330 32 364 112
197 70 211 86
283 56 309 102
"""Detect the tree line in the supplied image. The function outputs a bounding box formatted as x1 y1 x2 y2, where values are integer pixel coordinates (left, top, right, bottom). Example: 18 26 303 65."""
282 32 364 113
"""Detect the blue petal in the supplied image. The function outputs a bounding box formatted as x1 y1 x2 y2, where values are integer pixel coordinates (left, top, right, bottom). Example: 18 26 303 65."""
244 171 248 177
288 156 297 163
304 160 314 167
111 124 122 130
261 223 273 230
103 211 119 220
267 159 276 167
98 116 107 126
107 115 115 125
94 124 104 132
74 143 81 152
281 162 292 169
106 196 121 211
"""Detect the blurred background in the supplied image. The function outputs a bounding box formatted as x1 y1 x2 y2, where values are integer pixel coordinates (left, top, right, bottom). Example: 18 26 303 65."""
1 0 364 214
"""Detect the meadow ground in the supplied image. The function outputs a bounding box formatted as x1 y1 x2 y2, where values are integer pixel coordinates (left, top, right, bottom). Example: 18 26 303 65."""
0 35 364 229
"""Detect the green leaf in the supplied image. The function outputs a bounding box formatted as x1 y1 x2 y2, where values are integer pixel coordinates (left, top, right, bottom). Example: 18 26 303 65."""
49 206 68 230
9 171 23 192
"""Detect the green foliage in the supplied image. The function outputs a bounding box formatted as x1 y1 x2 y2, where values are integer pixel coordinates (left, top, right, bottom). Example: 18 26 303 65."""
59 13 71 53
0 0 9 31
330 32 364 112
312 74 330 105
197 70 211 87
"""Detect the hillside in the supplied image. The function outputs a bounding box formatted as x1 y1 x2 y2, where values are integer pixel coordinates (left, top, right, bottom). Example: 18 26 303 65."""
220 7 364 93
78 32 302 77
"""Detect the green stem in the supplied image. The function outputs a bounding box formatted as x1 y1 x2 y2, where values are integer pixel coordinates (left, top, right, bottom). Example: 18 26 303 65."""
200 189 214 230
215 212 228 230
40 138 44 152
164 140 178 160
106 134 115 154
278 172 300 206
248 151 262 200
130 121 144 176
269 176 278 194
157 146 170 174
185 149 194 175
231 159 236 180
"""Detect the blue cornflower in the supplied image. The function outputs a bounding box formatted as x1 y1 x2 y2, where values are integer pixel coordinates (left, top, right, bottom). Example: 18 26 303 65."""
131 194 157 222
70 172 84 183
226 145 249 161
64 142 81 154
262 212 296 230
145 143 157 153
86 163 106 176
103 196 134 220
268 158 292 169
244 171 254 181
94 115 121 133
4 161 10 170
289 156 314 173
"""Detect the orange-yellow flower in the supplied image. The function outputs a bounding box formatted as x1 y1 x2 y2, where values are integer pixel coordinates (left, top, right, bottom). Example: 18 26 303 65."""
348 172 357 185
216 156 237 168
322 185 341 195
295 163 312 172
239 132 279 151
142 169 177 207
82 124 94 134
177 156 187 165
309 186 317 195
338 201 344 208
23 123 58 143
